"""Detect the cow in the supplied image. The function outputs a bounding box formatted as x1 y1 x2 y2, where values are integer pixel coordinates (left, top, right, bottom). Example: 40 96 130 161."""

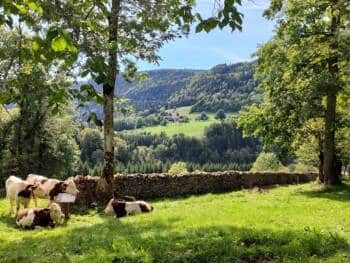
26 174 79 206
5 176 38 216
16 202 65 229
104 198 153 218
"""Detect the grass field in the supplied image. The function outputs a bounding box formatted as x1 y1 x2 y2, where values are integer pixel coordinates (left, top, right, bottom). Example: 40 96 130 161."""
127 119 218 138
1 183 350 262
124 107 232 138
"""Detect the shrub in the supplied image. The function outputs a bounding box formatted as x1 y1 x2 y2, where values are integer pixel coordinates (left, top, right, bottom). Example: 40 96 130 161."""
90 164 102 176
160 120 168 126
82 162 90 176
251 152 284 172
289 162 317 173
196 112 209 121
215 109 226 121
168 162 188 175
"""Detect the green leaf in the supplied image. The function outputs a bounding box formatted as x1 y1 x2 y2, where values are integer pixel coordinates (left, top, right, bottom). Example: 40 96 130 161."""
14 4 27 15
87 112 103 127
81 70 90 77
204 18 218 32
51 36 68 52
27 2 43 14
95 95 104 105
67 44 78 54
195 23 204 33
32 41 40 51
51 105 60 115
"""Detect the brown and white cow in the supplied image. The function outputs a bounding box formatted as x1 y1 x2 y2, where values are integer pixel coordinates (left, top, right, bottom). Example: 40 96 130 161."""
5 176 38 216
16 202 65 229
26 174 79 205
104 198 153 218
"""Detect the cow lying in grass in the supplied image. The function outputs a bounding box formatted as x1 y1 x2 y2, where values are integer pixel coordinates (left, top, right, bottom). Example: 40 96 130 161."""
26 174 79 205
104 198 153 218
16 202 64 229
6 176 38 216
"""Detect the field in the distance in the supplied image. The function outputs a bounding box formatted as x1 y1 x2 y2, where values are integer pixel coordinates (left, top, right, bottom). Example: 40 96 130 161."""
0 183 350 262
123 107 233 138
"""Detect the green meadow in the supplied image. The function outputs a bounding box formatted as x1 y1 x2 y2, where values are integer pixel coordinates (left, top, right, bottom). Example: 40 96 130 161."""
1 182 350 262
127 119 218 138
124 107 234 138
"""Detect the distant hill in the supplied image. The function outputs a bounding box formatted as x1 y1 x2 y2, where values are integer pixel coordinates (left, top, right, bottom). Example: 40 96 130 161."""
79 61 260 120
167 62 260 112
117 61 259 113
116 69 202 112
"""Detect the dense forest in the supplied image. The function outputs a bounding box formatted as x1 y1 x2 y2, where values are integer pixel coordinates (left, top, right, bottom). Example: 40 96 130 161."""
95 61 260 133
168 62 260 112
0 107 259 185
81 62 259 118
78 122 259 176
117 69 202 112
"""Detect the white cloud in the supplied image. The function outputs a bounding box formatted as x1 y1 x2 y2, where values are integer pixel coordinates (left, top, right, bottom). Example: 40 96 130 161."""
241 0 270 11
210 47 246 63
196 0 270 13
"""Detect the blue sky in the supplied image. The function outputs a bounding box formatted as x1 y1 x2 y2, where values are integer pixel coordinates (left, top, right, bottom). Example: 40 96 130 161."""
139 0 275 71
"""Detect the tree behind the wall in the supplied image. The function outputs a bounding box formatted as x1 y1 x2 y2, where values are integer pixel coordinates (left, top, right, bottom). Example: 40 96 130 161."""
35 0 245 198
0 26 78 184
238 0 350 185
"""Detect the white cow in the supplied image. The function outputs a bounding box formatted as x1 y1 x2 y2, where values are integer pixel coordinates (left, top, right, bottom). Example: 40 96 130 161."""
26 174 79 205
104 198 153 218
5 176 37 216
16 202 65 229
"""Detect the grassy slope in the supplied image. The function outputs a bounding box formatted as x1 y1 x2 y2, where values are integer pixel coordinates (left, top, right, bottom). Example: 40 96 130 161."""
123 107 231 138
1 183 350 262
129 119 218 138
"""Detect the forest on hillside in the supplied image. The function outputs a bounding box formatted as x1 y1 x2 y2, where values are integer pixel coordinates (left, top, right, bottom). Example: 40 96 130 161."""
0 102 260 185
80 62 259 120
114 62 259 113
168 62 260 113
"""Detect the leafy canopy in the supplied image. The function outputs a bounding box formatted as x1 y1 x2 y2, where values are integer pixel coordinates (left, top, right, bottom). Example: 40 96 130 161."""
1 0 245 114
238 0 350 158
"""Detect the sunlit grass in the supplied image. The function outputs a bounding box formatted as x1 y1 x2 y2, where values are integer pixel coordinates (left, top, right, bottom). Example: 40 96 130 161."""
123 107 236 138
127 118 218 138
0 183 350 262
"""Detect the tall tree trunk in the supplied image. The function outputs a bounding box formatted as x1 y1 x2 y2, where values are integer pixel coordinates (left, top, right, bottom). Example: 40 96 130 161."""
318 151 324 183
15 99 25 177
323 6 341 185
101 0 121 185
324 94 339 184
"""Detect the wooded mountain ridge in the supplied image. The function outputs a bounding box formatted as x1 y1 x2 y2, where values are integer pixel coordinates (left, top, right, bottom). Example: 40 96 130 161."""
115 61 259 113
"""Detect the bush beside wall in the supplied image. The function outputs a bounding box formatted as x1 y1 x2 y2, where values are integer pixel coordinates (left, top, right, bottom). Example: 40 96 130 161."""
73 171 318 205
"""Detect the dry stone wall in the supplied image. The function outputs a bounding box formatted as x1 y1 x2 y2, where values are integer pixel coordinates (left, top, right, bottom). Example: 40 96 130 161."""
74 172 318 205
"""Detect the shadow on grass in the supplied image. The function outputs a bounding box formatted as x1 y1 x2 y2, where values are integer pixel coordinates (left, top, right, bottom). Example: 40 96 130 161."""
0 215 348 263
0 213 17 229
296 183 350 202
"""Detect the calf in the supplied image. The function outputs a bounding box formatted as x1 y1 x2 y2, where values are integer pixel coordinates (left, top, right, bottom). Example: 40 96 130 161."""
5 176 37 216
26 174 79 205
16 202 64 229
104 198 153 218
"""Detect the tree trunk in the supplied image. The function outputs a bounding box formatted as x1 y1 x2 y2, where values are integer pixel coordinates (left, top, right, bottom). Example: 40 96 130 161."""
15 100 25 177
323 94 339 185
323 5 341 185
101 0 121 193
102 84 115 183
318 151 324 183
